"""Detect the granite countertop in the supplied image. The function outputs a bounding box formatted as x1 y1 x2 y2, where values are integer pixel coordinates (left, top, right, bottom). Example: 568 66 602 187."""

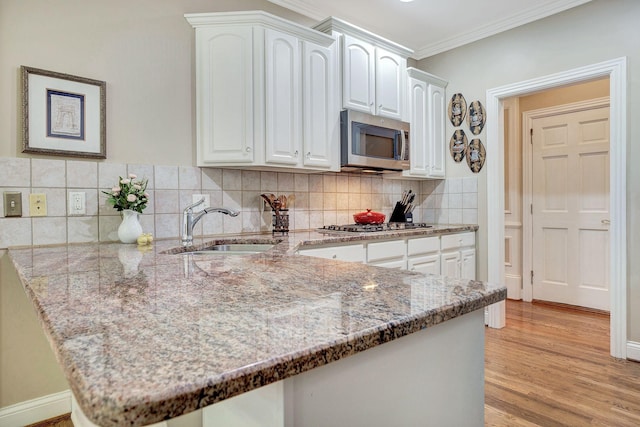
9 226 504 427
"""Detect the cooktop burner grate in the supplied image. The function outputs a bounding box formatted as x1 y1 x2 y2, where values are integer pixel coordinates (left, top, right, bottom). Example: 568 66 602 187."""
318 223 433 233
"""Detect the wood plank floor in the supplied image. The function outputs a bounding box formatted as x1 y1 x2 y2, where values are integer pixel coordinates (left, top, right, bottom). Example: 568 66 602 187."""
485 300 640 426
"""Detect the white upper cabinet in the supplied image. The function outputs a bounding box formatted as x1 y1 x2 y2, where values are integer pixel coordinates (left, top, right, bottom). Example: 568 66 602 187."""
264 29 301 166
186 11 339 171
315 17 412 121
342 35 375 113
401 68 448 179
192 26 255 164
375 48 404 119
302 40 338 169
428 81 446 178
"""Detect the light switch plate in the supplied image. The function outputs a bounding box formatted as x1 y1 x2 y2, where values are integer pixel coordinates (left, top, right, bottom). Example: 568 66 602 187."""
3 191 22 217
29 193 47 217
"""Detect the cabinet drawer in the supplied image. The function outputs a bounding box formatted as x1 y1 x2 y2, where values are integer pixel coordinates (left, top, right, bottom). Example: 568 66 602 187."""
298 244 365 263
369 259 406 270
367 240 406 262
441 232 475 251
407 236 440 256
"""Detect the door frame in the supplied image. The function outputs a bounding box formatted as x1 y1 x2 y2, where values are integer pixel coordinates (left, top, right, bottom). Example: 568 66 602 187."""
522 97 610 303
485 57 627 359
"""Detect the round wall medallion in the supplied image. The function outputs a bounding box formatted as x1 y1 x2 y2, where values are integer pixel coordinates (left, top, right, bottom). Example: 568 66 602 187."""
466 138 486 173
449 129 468 163
467 100 486 135
448 93 467 127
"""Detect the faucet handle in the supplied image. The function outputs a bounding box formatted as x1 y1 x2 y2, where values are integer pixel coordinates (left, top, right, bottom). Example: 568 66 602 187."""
184 197 205 212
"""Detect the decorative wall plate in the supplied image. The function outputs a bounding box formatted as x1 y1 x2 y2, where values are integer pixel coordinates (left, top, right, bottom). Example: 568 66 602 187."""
466 138 486 173
467 100 486 135
448 93 467 127
449 129 468 163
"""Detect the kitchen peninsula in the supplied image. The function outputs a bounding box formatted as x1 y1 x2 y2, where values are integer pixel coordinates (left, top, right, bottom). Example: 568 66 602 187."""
9 227 505 427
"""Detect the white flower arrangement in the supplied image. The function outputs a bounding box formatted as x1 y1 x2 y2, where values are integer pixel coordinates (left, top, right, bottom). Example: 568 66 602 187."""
103 173 149 213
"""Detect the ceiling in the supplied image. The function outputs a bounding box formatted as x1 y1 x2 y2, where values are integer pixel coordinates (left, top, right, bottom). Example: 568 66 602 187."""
267 0 592 59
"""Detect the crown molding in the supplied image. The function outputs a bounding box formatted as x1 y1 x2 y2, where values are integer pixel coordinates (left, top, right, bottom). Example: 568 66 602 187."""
268 0 592 60
414 0 592 59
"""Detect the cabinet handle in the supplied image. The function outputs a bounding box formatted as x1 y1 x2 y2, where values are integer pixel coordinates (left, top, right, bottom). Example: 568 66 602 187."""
246 147 252 152
306 152 311 158
601 219 610 225
294 150 299 157
332 254 337 259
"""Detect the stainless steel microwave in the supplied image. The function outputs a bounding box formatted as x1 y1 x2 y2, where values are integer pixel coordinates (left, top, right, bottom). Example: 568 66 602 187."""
340 110 410 173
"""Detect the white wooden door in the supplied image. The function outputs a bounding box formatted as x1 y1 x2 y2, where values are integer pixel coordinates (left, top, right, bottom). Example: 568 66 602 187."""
441 250 461 278
531 107 610 310
460 248 476 280
342 35 375 114
196 26 254 164
408 254 440 275
375 48 404 120
427 83 446 177
302 40 336 169
264 29 301 166
407 75 429 177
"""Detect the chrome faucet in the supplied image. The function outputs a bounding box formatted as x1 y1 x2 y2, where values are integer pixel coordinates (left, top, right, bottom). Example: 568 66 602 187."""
182 198 239 246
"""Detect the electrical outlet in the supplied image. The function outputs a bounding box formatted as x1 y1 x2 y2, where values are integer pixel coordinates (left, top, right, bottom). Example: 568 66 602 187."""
192 194 210 213
29 193 47 217
68 191 86 215
3 191 22 217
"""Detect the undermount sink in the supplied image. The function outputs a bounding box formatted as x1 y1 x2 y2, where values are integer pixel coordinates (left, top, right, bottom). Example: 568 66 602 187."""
191 243 274 254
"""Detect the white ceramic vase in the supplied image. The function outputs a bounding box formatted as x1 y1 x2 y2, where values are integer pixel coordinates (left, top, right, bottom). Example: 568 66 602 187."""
118 209 143 244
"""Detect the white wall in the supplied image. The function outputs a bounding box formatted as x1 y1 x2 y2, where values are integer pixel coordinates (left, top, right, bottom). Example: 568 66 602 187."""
417 0 640 341
0 0 314 165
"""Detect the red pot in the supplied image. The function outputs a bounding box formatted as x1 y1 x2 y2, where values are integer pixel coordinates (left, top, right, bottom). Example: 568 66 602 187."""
353 209 386 225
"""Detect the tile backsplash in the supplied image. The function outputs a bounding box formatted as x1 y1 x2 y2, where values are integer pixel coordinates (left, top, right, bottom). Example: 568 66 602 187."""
0 157 477 248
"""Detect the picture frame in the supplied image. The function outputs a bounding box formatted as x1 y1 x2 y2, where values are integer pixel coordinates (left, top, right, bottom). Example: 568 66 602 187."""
22 66 106 159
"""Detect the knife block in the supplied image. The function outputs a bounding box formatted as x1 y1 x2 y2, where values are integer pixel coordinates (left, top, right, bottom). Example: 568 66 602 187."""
389 202 407 223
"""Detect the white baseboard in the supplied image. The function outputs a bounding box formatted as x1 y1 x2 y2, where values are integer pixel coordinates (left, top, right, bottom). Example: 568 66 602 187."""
0 390 71 427
627 341 640 362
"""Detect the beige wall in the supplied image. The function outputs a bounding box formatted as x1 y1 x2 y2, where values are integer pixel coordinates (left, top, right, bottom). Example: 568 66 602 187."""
0 251 68 407
519 78 609 112
0 0 313 165
418 0 640 342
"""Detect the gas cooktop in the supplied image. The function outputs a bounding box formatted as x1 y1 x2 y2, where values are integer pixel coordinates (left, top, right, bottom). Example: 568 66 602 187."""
318 223 433 233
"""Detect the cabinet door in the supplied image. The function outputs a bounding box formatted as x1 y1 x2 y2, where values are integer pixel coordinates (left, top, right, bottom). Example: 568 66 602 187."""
264 29 301 166
406 76 429 177
408 254 440 275
196 26 255 164
460 248 476 280
375 48 404 120
342 35 375 114
428 83 446 177
441 250 461 278
302 41 337 170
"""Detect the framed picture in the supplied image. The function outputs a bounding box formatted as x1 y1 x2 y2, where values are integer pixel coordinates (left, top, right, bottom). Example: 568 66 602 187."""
22 66 106 159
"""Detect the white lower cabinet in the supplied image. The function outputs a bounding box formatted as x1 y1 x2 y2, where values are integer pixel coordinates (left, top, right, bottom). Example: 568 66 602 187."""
297 243 366 263
407 236 440 275
367 239 406 270
298 232 475 279
440 232 476 280
407 254 440 275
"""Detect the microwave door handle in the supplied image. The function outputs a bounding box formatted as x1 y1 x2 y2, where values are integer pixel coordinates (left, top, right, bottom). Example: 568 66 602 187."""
400 130 407 161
